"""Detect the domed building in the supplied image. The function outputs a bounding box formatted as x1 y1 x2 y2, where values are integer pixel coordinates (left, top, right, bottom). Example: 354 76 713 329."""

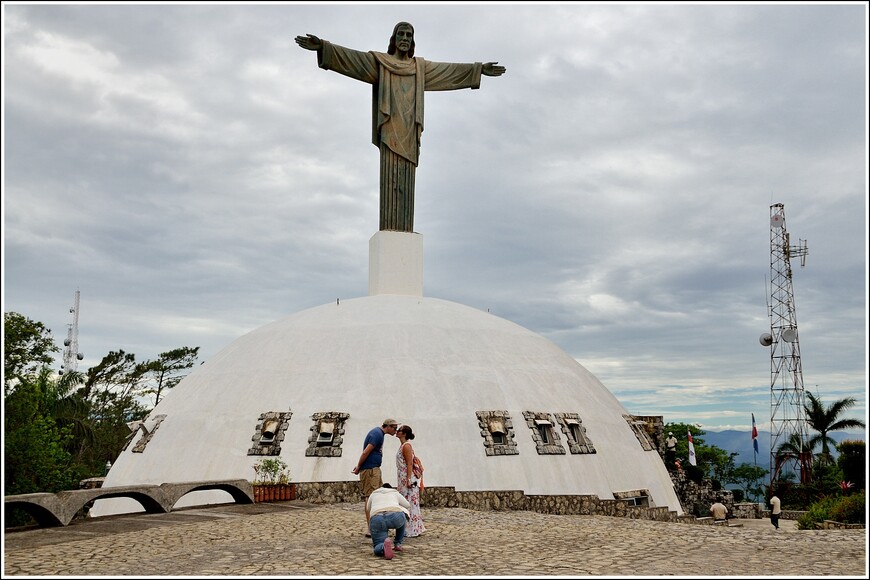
91 231 682 517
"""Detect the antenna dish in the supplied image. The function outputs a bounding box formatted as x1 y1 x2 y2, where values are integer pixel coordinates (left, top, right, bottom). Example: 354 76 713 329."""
771 213 784 228
759 333 773 346
781 328 797 342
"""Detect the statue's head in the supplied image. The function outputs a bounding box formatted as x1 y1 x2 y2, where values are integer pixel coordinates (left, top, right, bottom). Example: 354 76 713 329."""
388 21 415 57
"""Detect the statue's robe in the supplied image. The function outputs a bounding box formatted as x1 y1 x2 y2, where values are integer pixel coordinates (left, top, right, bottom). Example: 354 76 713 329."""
318 41 483 232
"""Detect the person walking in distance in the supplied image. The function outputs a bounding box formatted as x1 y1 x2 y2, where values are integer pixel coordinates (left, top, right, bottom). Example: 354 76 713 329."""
770 494 781 529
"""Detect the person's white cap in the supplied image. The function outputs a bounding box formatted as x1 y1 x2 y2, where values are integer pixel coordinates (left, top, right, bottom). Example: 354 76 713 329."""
668 432 673 435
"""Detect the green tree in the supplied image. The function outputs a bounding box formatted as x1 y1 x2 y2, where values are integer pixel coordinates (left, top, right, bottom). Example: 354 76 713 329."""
698 445 738 484
731 463 768 502
142 346 200 406
837 440 866 489
775 432 818 463
80 350 150 475
664 422 736 482
773 432 818 483
804 392 866 465
83 350 148 403
4 369 84 495
4 311 201 491
4 312 59 393
31 367 95 458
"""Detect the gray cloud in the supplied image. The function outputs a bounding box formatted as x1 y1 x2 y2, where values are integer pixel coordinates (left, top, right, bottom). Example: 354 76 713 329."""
3 3 866 433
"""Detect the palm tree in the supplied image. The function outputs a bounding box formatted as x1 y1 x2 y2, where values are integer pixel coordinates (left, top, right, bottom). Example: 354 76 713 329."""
34 367 96 458
775 432 818 458
774 432 818 482
804 392 866 465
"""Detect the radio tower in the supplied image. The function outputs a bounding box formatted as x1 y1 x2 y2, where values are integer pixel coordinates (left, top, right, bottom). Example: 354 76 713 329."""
59 290 84 376
760 203 811 484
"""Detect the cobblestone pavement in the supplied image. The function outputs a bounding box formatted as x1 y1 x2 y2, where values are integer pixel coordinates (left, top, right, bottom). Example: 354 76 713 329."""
4 501 867 577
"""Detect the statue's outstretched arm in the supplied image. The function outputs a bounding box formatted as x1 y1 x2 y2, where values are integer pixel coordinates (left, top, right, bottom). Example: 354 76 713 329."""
482 62 506 77
295 34 323 51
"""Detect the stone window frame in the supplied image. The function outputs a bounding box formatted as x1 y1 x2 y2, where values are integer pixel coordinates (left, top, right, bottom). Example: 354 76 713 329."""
613 489 651 507
624 414 655 451
476 410 519 456
123 414 167 453
247 410 292 456
522 411 566 455
305 411 350 457
553 412 596 455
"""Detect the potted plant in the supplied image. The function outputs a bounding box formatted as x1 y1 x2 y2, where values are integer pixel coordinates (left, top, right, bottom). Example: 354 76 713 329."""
252 457 295 501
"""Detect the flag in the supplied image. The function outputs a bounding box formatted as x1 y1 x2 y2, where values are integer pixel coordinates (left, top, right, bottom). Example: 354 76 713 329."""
687 429 697 466
752 413 759 454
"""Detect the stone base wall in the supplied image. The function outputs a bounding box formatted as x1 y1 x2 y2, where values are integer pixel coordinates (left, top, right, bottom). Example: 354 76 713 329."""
295 481 363 503
669 469 735 517
291 482 730 525
761 509 807 521
820 520 865 529
731 502 762 519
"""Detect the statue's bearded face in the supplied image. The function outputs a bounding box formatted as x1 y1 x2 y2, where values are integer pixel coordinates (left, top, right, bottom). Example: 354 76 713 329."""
395 25 413 54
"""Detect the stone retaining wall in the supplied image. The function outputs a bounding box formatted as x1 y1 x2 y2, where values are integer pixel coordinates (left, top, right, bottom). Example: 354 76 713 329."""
761 509 807 521
820 520 865 529
732 502 762 519
293 482 722 524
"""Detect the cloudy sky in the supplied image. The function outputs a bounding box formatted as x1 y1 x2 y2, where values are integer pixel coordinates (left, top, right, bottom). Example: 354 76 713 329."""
3 2 867 434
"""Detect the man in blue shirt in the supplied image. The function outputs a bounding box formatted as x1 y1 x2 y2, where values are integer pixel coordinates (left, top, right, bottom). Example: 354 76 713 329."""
353 418 399 534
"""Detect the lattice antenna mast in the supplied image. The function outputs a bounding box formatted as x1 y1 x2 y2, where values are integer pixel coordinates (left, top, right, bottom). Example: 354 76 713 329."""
764 203 811 484
59 290 84 376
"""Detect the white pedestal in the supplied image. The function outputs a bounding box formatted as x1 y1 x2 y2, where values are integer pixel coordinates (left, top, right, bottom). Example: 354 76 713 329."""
368 231 423 296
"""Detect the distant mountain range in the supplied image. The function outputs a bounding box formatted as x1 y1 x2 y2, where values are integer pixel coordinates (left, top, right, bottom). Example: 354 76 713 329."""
700 429 865 467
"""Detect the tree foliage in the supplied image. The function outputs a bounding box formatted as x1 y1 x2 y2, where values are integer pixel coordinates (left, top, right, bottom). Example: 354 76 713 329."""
796 490 866 529
837 440 866 489
804 392 866 465
4 368 84 495
731 463 768 502
664 422 738 484
4 312 59 394
142 346 200 406
3 311 199 499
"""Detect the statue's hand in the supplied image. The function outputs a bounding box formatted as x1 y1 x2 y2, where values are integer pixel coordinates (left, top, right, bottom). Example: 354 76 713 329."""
295 34 322 51
482 62 506 77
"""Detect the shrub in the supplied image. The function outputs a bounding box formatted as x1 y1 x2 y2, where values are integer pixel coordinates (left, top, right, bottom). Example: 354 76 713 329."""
830 491 866 524
252 457 291 485
796 490 866 529
730 488 745 502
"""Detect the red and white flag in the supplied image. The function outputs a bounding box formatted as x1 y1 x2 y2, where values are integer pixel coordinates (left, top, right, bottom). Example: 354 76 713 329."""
752 413 759 454
687 429 697 466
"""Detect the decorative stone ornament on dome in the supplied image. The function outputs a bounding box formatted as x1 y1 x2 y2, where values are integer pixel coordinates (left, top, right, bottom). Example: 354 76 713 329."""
248 411 292 456
306 412 350 457
523 411 567 455
553 413 596 455
476 410 519 456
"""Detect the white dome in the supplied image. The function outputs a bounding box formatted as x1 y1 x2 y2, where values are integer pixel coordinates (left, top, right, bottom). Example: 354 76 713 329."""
92 294 681 515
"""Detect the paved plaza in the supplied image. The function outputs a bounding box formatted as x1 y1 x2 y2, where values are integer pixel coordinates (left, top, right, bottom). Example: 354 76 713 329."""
3 501 867 577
